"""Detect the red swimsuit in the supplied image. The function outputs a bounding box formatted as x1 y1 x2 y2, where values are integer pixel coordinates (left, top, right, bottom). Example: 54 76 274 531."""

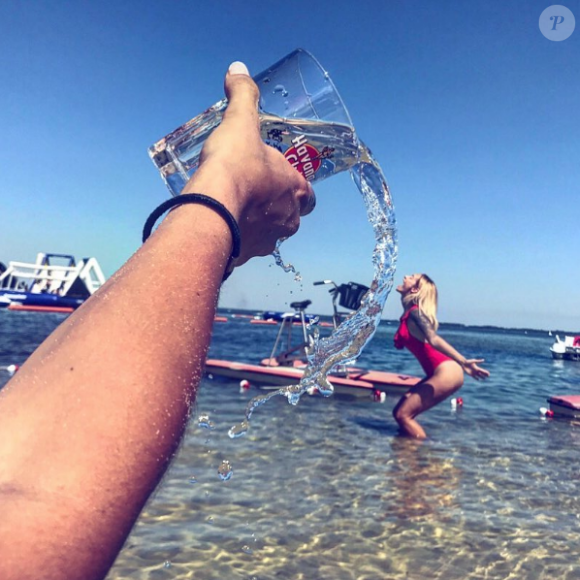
394 305 451 376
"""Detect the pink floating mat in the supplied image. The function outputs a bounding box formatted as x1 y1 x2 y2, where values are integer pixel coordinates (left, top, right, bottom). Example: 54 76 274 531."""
548 395 580 409
548 395 580 417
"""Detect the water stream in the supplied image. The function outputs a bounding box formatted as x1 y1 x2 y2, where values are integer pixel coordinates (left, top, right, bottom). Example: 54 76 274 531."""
228 143 397 438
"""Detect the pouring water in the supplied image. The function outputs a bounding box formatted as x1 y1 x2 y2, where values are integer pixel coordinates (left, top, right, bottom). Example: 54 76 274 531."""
228 140 397 438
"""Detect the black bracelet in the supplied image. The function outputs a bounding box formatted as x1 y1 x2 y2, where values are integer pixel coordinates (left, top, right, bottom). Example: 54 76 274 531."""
142 194 242 279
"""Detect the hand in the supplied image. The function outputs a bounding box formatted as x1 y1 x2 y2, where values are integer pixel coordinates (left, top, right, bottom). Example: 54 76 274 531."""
463 359 490 380
184 61 315 265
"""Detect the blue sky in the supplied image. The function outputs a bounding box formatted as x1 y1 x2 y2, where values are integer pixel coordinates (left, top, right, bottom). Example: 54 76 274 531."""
1 0 578 330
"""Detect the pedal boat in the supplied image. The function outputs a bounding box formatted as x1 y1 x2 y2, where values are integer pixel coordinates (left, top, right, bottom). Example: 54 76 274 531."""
206 289 420 401
205 357 420 400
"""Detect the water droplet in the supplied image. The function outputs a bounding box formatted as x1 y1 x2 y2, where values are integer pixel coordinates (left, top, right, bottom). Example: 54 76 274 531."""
218 460 233 481
198 413 215 429
241 545 253 554
273 84 289 97
228 420 249 438
287 391 300 406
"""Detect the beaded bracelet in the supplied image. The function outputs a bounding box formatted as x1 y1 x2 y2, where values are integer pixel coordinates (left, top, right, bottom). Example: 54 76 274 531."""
142 194 242 280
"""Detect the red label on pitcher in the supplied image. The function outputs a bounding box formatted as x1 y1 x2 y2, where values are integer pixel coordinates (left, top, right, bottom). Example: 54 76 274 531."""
284 134 322 180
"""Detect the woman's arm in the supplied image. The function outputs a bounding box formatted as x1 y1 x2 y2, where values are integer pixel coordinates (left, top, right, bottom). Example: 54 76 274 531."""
408 309 490 379
0 62 314 580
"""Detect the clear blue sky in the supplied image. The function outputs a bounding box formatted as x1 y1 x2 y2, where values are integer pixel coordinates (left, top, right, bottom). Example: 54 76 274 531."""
1 0 578 331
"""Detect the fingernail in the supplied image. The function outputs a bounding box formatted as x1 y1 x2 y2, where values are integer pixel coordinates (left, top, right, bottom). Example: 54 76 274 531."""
228 61 250 76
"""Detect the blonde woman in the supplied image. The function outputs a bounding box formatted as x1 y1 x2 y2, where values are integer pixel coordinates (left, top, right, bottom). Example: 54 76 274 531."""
392 274 489 438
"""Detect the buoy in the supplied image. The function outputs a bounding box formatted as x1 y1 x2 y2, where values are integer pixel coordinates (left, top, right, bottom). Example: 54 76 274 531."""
372 389 386 403
1 364 19 376
450 397 463 410
239 379 250 392
539 407 554 418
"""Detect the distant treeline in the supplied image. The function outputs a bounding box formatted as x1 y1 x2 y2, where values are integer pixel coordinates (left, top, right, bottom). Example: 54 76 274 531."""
219 308 575 338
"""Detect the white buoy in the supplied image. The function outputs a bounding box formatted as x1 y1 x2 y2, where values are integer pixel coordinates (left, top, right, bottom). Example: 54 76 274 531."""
450 397 464 410
0 364 19 377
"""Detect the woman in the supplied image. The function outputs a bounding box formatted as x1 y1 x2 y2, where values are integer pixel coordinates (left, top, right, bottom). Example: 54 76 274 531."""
392 274 489 438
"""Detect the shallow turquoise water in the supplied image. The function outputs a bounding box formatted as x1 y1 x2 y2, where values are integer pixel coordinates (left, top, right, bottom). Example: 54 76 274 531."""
2 311 580 579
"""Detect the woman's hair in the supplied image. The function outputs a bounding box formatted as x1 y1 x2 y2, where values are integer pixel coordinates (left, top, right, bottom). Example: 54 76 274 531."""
404 274 439 330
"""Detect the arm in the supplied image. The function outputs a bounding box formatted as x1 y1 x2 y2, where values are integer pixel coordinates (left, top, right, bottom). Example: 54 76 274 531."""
408 309 490 380
0 63 313 580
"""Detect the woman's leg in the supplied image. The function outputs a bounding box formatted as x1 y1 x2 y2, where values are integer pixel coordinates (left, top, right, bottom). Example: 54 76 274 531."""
392 361 464 438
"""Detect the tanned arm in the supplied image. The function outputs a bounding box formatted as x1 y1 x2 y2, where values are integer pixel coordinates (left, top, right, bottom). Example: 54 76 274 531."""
0 62 313 580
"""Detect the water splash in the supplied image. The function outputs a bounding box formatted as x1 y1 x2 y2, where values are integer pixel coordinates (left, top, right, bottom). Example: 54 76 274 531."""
229 142 397 437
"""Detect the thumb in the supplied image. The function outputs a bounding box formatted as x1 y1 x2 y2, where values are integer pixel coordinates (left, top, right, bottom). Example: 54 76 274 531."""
223 61 260 123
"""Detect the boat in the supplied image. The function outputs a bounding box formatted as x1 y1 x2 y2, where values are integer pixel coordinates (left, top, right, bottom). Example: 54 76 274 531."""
206 280 421 401
0 253 106 313
255 310 318 324
205 358 420 400
550 335 580 361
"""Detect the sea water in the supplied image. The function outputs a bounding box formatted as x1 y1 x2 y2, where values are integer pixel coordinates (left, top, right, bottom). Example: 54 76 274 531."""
3 310 580 579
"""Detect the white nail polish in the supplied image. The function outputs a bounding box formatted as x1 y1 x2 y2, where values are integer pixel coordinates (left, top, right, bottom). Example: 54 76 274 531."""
228 61 250 76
